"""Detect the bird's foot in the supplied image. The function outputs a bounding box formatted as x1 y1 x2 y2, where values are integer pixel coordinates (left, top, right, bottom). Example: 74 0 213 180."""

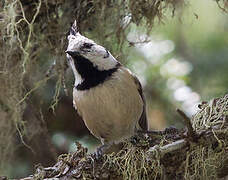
92 143 124 160
129 136 141 145
92 144 109 160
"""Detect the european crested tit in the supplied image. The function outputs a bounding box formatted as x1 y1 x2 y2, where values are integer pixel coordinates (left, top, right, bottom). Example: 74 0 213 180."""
65 21 148 151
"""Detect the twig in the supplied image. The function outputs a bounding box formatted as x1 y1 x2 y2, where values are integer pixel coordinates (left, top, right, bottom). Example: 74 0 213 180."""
138 126 179 136
45 60 56 77
137 129 164 135
148 139 187 157
176 108 197 140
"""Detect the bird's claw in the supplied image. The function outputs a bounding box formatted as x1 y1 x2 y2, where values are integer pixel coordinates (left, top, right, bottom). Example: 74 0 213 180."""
130 136 140 145
92 144 108 161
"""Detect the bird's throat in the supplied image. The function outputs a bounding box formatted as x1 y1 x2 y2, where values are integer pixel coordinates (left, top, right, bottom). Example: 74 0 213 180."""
71 54 120 90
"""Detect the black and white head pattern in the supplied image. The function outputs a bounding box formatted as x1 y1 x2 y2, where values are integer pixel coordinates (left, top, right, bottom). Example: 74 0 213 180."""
66 21 120 90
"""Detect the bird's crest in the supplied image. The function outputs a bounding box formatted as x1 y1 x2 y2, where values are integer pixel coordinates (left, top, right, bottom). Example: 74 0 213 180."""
70 20 79 36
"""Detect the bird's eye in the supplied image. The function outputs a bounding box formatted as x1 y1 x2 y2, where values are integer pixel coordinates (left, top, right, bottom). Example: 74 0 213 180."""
82 43 93 49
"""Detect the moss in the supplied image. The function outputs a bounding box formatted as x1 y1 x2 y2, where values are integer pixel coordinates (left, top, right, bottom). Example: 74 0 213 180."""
192 94 228 132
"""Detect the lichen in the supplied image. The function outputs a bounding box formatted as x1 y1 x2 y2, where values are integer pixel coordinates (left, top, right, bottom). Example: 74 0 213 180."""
27 94 228 179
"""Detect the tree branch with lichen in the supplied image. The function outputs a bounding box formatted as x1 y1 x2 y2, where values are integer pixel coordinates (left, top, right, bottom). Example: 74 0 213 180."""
14 94 228 180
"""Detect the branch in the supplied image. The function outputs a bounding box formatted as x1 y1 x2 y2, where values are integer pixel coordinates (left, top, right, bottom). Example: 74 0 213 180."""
17 94 228 180
176 108 197 140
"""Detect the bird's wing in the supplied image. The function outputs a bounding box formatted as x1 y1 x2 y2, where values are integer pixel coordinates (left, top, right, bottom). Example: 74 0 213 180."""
132 75 148 131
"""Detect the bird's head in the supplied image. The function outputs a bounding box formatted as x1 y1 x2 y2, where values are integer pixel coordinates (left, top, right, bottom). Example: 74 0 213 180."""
66 20 118 71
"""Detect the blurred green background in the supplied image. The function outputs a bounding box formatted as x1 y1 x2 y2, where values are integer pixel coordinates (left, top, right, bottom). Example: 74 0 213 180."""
0 0 227 178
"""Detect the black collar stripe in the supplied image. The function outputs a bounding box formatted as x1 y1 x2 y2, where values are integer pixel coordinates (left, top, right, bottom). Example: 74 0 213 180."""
72 54 120 90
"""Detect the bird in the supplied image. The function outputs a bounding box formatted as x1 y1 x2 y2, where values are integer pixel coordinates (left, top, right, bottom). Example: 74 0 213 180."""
65 20 148 155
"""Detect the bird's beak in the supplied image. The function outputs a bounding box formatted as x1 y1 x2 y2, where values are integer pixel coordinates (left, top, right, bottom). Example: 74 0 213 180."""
65 50 80 57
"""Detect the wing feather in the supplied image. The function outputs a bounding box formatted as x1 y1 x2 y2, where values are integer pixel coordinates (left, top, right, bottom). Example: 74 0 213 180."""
132 75 148 131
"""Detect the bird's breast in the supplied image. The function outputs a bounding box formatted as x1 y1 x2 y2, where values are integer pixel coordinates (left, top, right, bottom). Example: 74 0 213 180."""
73 67 143 144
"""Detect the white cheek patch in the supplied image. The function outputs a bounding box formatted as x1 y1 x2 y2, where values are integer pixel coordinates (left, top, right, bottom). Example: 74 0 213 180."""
67 34 95 53
84 46 118 71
